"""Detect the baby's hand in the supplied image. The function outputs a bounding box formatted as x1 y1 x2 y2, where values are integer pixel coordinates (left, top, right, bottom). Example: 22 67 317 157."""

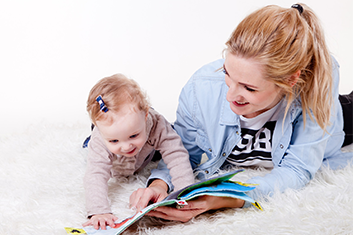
82 213 118 230
129 179 169 211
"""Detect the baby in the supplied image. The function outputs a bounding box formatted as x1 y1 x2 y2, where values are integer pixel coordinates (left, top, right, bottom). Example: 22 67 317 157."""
82 74 195 229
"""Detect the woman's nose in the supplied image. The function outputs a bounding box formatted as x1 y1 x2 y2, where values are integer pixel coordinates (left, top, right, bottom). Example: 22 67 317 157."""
227 84 240 101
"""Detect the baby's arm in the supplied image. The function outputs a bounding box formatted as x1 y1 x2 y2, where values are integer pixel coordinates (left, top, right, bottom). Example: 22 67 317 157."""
84 128 115 227
156 122 195 191
83 214 118 230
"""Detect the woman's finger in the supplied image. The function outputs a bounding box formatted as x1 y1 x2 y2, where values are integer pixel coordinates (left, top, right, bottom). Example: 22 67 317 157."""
148 206 205 222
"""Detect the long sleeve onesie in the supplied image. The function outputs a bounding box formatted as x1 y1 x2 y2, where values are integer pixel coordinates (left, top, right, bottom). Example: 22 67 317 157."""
84 108 194 217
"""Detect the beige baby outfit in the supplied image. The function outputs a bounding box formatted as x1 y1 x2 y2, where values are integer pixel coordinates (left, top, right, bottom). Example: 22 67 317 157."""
84 108 194 217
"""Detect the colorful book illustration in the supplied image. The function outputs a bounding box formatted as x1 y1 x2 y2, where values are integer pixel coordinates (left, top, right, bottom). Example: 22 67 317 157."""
65 169 262 235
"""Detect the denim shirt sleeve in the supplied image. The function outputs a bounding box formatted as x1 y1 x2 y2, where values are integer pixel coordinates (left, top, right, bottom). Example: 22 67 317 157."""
173 78 204 169
246 109 330 200
147 159 174 192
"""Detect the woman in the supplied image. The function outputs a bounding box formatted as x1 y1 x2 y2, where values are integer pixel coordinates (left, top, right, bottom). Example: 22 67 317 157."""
130 3 353 222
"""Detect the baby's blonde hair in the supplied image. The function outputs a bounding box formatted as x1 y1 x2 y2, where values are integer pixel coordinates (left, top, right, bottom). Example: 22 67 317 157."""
225 3 332 131
87 74 150 125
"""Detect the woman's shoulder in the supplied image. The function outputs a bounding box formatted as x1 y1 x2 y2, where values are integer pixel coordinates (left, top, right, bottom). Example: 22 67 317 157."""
183 58 226 92
192 59 225 78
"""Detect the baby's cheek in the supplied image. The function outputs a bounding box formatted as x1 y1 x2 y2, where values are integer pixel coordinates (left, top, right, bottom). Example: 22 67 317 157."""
137 141 146 150
136 137 147 150
107 145 119 155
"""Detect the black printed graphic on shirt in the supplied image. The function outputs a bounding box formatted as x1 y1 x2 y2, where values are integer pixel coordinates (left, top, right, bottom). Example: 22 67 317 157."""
227 121 276 166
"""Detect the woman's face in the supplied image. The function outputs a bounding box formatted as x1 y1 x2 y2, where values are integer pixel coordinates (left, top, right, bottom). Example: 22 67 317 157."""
224 53 283 118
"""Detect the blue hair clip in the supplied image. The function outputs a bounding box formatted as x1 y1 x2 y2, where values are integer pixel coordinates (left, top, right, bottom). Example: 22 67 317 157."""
96 95 109 113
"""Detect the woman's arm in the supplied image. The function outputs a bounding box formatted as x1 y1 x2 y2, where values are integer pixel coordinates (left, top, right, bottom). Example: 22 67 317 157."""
173 80 204 169
147 196 245 222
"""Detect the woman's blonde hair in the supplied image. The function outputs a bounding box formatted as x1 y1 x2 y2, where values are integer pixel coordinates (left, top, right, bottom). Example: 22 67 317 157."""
87 74 150 125
225 3 332 131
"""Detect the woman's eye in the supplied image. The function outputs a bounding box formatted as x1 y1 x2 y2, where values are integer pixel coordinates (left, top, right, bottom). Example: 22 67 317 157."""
110 140 119 143
222 69 228 75
246 86 256 92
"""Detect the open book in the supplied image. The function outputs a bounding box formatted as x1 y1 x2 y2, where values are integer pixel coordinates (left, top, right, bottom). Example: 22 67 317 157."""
65 169 262 235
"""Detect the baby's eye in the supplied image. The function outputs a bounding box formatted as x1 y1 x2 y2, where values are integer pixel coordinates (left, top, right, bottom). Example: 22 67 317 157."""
110 139 119 143
130 134 139 139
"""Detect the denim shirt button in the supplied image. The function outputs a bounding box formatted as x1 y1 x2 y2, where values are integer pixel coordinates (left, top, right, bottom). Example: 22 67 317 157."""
222 152 226 157
280 144 284 149
236 131 239 135
205 170 209 174
209 148 212 152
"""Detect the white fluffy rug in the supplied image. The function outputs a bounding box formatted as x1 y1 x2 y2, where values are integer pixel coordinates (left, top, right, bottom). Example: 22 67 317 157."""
1 122 353 235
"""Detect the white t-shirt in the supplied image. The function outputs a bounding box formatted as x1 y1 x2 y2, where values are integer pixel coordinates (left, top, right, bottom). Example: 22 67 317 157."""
225 100 285 169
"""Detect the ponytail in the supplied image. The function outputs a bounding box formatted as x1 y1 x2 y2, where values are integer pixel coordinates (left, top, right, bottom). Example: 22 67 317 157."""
298 3 332 131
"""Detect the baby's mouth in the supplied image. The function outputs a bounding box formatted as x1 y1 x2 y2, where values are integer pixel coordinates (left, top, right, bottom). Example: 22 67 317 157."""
125 148 136 155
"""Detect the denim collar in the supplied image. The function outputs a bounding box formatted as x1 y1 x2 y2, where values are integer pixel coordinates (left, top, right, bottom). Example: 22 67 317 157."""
219 83 240 126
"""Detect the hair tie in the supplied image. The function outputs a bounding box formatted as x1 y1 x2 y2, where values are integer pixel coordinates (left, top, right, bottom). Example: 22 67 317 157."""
96 95 109 113
291 4 303 15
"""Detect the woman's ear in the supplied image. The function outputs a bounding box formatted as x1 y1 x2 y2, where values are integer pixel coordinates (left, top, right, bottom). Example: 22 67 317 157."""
289 70 300 87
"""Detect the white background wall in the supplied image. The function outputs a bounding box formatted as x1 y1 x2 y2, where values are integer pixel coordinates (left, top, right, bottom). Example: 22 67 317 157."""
0 0 352 137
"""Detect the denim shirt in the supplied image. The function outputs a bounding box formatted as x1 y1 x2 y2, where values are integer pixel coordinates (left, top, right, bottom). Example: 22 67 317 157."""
149 57 351 203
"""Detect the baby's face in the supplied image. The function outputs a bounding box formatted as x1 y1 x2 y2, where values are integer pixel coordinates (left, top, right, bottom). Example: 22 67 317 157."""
96 103 148 157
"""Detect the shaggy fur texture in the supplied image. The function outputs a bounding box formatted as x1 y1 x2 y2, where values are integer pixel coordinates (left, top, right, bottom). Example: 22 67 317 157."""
1 122 352 235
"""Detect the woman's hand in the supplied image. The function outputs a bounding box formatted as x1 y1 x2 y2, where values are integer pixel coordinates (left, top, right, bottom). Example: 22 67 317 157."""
82 213 118 230
129 179 169 211
147 195 245 222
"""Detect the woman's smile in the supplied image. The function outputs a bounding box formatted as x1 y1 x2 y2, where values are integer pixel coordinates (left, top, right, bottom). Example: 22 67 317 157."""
232 100 249 106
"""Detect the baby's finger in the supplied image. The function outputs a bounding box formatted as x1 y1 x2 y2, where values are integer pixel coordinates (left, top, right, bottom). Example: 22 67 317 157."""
82 220 92 227
129 188 145 208
93 219 100 230
99 218 107 230
135 189 155 210
107 219 115 228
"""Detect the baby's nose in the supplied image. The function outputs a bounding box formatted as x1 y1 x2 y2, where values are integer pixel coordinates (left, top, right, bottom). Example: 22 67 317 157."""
121 142 133 151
